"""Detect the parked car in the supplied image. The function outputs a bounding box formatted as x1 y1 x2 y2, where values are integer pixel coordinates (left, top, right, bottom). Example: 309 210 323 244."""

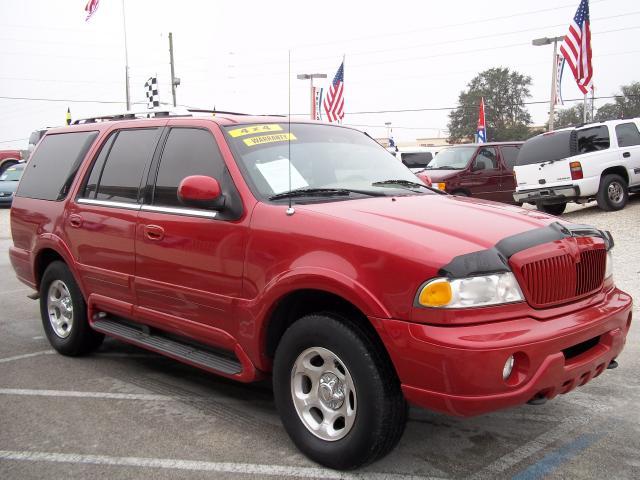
28 128 48 157
0 149 23 175
396 146 444 172
0 162 25 206
10 112 631 469
513 118 640 215
419 142 523 204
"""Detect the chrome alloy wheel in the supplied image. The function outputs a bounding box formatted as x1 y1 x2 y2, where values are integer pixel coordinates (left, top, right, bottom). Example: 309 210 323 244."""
608 181 624 204
290 347 357 441
47 280 74 338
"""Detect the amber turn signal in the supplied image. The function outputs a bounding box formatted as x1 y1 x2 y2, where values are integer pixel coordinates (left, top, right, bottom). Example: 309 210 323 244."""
418 280 453 307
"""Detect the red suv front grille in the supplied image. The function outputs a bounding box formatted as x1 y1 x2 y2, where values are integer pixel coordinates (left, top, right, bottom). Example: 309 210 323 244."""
520 249 606 307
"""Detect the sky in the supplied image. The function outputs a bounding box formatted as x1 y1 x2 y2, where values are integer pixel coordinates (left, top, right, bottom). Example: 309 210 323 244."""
0 0 638 149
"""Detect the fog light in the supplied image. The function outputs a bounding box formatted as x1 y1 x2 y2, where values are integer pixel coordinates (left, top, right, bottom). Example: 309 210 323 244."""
503 355 515 380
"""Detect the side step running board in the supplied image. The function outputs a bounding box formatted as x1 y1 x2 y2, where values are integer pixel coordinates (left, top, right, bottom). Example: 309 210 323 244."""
92 318 243 376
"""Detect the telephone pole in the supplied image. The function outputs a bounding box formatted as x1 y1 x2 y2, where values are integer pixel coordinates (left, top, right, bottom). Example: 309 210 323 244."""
532 35 564 131
168 32 180 107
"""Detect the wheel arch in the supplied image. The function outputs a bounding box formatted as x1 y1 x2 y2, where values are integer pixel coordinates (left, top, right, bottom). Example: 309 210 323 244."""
601 166 629 185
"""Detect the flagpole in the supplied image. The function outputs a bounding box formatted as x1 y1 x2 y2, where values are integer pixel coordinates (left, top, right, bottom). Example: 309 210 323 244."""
122 0 131 110
583 93 588 123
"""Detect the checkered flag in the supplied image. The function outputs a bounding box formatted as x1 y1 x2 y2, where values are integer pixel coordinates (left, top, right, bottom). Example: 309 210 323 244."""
144 77 160 109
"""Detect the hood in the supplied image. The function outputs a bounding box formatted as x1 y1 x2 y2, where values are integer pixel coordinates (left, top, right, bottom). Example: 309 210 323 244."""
418 169 462 181
297 194 555 261
0 180 19 193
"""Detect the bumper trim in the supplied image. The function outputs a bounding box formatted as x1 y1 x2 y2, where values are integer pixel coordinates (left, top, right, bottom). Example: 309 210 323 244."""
513 185 579 203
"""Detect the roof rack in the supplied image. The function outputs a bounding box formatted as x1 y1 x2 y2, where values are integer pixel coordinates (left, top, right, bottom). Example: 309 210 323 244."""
72 108 192 124
71 108 283 125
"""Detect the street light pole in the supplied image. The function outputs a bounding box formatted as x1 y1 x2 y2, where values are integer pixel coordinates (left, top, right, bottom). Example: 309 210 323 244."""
532 36 565 131
297 73 327 119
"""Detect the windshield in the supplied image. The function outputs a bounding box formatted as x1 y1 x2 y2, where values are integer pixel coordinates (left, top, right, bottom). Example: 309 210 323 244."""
424 146 476 169
224 123 432 202
0 166 24 181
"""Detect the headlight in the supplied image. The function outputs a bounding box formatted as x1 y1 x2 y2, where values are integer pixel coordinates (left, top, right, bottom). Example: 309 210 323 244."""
605 250 613 279
417 272 524 308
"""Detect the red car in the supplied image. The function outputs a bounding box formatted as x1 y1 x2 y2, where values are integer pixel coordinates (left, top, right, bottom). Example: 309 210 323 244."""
0 149 23 175
10 112 632 469
422 142 522 203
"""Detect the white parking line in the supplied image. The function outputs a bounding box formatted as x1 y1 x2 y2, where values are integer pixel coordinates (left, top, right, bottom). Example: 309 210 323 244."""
0 450 440 480
0 388 174 401
0 350 55 364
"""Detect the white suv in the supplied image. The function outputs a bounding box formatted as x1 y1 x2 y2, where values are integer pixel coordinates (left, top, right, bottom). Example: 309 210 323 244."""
513 118 640 215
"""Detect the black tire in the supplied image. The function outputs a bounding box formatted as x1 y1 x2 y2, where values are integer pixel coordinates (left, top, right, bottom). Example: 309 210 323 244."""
39 261 104 356
597 174 628 211
453 191 469 197
273 313 407 470
536 201 567 216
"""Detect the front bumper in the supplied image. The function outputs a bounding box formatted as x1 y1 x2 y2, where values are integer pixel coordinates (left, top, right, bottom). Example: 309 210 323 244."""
375 286 632 417
513 185 579 204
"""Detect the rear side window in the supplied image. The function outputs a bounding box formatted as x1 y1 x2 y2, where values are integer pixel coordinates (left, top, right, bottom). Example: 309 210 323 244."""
17 131 98 201
576 125 610 153
615 123 640 147
473 147 498 170
500 146 521 170
84 128 160 203
516 130 572 166
152 128 225 207
401 152 433 169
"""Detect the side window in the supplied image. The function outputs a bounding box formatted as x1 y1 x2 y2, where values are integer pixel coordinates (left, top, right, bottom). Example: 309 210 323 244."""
90 129 160 203
576 126 610 154
152 128 225 208
615 123 640 148
473 147 498 170
17 131 98 201
401 152 433 169
500 146 521 171
82 133 116 198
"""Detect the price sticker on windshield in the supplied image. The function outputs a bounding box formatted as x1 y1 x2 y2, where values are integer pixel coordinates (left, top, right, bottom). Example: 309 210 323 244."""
243 133 296 147
229 124 283 137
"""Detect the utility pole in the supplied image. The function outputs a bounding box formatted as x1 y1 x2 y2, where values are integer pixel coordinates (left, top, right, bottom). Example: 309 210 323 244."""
168 32 180 107
532 35 565 131
122 0 131 110
297 73 327 119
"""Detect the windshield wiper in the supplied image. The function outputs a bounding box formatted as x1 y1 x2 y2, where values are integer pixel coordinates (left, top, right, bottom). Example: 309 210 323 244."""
268 187 384 201
424 166 459 170
372 179 444 195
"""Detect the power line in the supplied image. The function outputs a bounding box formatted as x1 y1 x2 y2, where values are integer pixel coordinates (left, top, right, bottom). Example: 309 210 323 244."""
0 138 28 144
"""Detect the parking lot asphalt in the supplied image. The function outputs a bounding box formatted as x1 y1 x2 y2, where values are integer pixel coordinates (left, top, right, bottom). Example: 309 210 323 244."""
0 198 639 480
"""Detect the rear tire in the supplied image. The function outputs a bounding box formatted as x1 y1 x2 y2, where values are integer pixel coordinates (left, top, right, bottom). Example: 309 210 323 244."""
536 201 567 216
597 174 628 211
273 313 406 470
39 261 104 356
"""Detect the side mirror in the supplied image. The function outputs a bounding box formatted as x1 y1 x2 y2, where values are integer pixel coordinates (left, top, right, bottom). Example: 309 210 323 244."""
177 175 225 210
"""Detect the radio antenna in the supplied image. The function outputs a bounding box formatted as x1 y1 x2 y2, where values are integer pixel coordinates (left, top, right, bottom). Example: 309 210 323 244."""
286 49 295 216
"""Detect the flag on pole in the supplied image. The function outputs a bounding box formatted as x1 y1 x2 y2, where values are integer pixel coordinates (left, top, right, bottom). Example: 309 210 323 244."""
555 55 566 106
66 107 72 125
559 0 593 94
144 77 160 109
323 61 344 123
84 0 100 21
477 98 487 143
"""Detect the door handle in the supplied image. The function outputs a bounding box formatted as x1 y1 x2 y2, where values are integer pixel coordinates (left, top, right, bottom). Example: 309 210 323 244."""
68 214 83 228
144 224 165 241
623 152 630 158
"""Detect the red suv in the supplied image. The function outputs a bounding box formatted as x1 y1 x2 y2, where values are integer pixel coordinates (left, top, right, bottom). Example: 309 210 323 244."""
10 112 632 469
421 142 522 203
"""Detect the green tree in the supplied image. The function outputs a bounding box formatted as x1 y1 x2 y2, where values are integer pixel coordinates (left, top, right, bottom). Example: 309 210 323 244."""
595 81 640 121
553 103 586 129
447 67 533 143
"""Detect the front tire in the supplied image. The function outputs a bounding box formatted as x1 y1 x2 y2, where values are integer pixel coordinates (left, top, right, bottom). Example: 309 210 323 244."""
597 174 628 211
536 201 567 216
273 313 406 470
40 261 104 356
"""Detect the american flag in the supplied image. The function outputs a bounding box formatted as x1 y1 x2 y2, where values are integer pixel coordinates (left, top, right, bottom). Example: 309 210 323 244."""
559 0 593 94
323 61 344 123
84 0 100 22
